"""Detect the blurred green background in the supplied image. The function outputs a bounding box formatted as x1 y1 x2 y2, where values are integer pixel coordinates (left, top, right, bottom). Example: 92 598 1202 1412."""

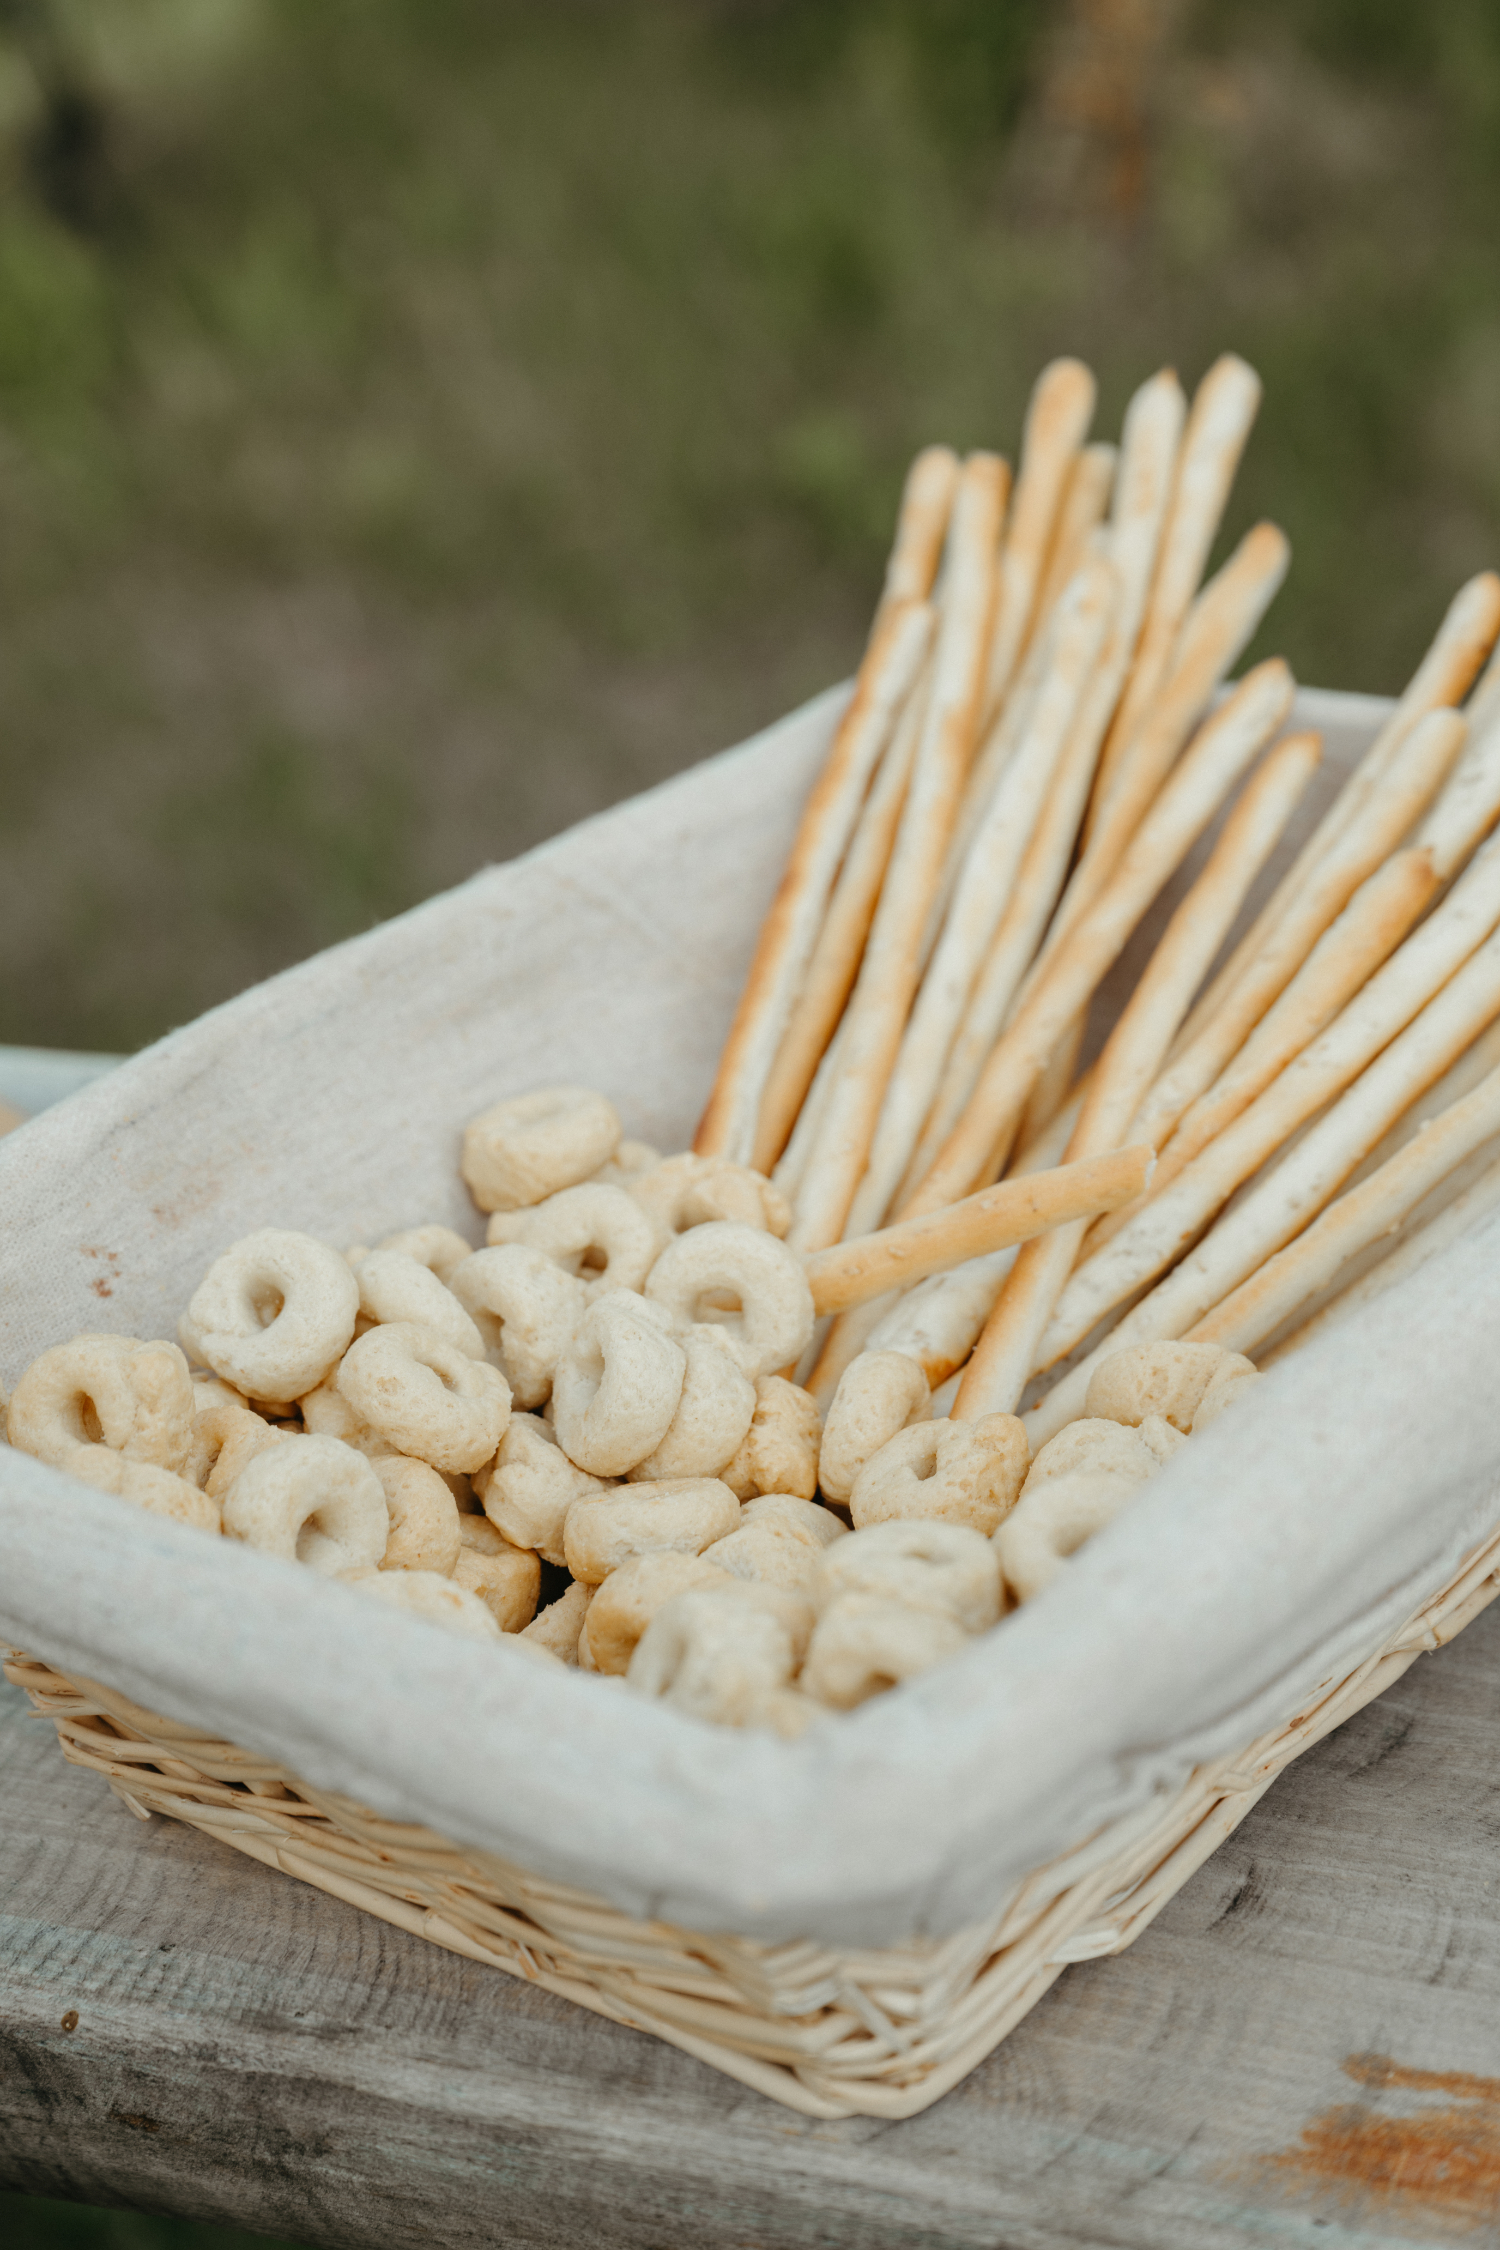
4 4 1500 2243
1 2197 302 2250
2 0 1499 1060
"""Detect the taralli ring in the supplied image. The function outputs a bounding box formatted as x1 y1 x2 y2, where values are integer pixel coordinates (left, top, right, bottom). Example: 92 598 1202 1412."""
644 1222 814 1379
627 1585 801 1725
817 1350 930 1503
339 1566 501 1639
550 1291 686 1476
221 1434 389 1575
6 1336 217 1532
521 1578 594 1663
450 1245 588 1409
582 1549 733 1675
627 1153 791 1241
701 1517 823 1596
336 1322 511 1474
995 1470 1142 1604
814 1519 1001 1634
452 1540 541 1632
298 1379 392 1461
486 1183 658 1297
191 1398 289 1502
591 1139 661 1188
374 1225 473 1284
373 1454 463 1575
1192 1354 1263 1429
849 1413 1028 1536
628 1325 756 1482
800 1593 971 1711
1021 1417 1162 1492
740 1493 846 1548
352 1249 485 1359
478 1411 611 1564
183 1229 359 1403
562 1475 739 1584
8 1334 196 1473
1084 1340 1250 1433
720 1376 822 1501
462 1086 621 1213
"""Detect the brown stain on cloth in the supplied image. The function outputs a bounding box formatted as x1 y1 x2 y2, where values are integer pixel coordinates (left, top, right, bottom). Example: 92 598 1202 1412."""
1255 2053 1500 2234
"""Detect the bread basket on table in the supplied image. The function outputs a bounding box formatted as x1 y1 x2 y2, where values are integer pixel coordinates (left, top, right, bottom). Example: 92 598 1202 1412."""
4 680 1500 2121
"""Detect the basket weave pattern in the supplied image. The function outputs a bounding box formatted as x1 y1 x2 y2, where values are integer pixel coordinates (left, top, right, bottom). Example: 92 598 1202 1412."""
10 1527 1500 2119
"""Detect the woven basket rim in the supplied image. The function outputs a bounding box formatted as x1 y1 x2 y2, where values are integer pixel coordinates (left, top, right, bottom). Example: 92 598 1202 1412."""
11 1495 1497 2119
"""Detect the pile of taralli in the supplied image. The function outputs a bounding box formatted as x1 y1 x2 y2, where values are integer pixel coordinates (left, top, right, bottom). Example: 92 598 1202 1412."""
12 349 1500 1739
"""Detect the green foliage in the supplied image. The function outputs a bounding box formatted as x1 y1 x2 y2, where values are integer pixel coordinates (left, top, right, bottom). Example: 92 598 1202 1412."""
0 0 1496 1051
0 2191 304 2250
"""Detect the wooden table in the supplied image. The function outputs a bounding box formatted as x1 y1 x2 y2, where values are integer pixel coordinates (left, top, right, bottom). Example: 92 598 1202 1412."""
4 1605 1500 2250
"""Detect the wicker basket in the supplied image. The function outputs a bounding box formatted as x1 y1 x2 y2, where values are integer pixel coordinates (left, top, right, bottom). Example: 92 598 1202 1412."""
9 682 1500 2116
12 1514 1500 2119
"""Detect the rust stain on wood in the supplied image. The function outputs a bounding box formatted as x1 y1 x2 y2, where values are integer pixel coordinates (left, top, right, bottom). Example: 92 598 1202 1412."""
110 2111 163 2135
1257 2052 1500 2232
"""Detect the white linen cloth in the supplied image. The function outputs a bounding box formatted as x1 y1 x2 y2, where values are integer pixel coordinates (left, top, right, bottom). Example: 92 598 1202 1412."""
2 685 1494 1946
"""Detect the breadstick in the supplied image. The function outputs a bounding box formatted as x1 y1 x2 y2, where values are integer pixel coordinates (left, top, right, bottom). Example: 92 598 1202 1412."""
1132 848 1440 1215
772 1013 846 1202
1098 367 1186 656
1416 706 1500 877
843 552 1116 1238
819 1065 1090 1400
1172 573 1500 1057
1464 631 1500 745
1016 1016 1085 1153
754 651 931 1173
1117 704 1470 1187
941 369 1193 1066
900 566 1130 1197
938 450 1115 929
1026 911 1500 1447
981 360 1097 727
989 368 1181 883
1254 1015 1500 1356
1025 442 1117 656
1257 1020 1500 1352
1005 518 1290 1108
1188 1058 1500 1357
875 446 962 627
902 660 1296 1220
1264 1147 1500 1365
952 728 1319 1416
804 1145 1153 1315
1090 354 1263 816
1039 834 1500 1372
790 454 1008 1252
1330 1010 1500 1196
1049 520 1290 948
695 600 934 1163
867 1247 1022 1388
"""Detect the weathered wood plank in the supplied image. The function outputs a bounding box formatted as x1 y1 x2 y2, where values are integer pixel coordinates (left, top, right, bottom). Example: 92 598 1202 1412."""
4 1606 1500 2250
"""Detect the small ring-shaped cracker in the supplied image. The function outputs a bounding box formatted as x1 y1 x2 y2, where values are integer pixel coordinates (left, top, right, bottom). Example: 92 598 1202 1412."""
462 1087 620 1213
644 1222 814 1380
184 1229 359 1404
221 1433 389 1575
336 1322 511 1474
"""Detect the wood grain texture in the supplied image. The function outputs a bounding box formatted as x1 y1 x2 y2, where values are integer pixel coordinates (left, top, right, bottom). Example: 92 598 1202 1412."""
5 1612 1500 2250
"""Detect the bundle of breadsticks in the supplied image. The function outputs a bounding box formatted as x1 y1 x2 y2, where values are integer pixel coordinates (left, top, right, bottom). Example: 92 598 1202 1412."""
700 352 1500 1437
10 351 1500 1740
